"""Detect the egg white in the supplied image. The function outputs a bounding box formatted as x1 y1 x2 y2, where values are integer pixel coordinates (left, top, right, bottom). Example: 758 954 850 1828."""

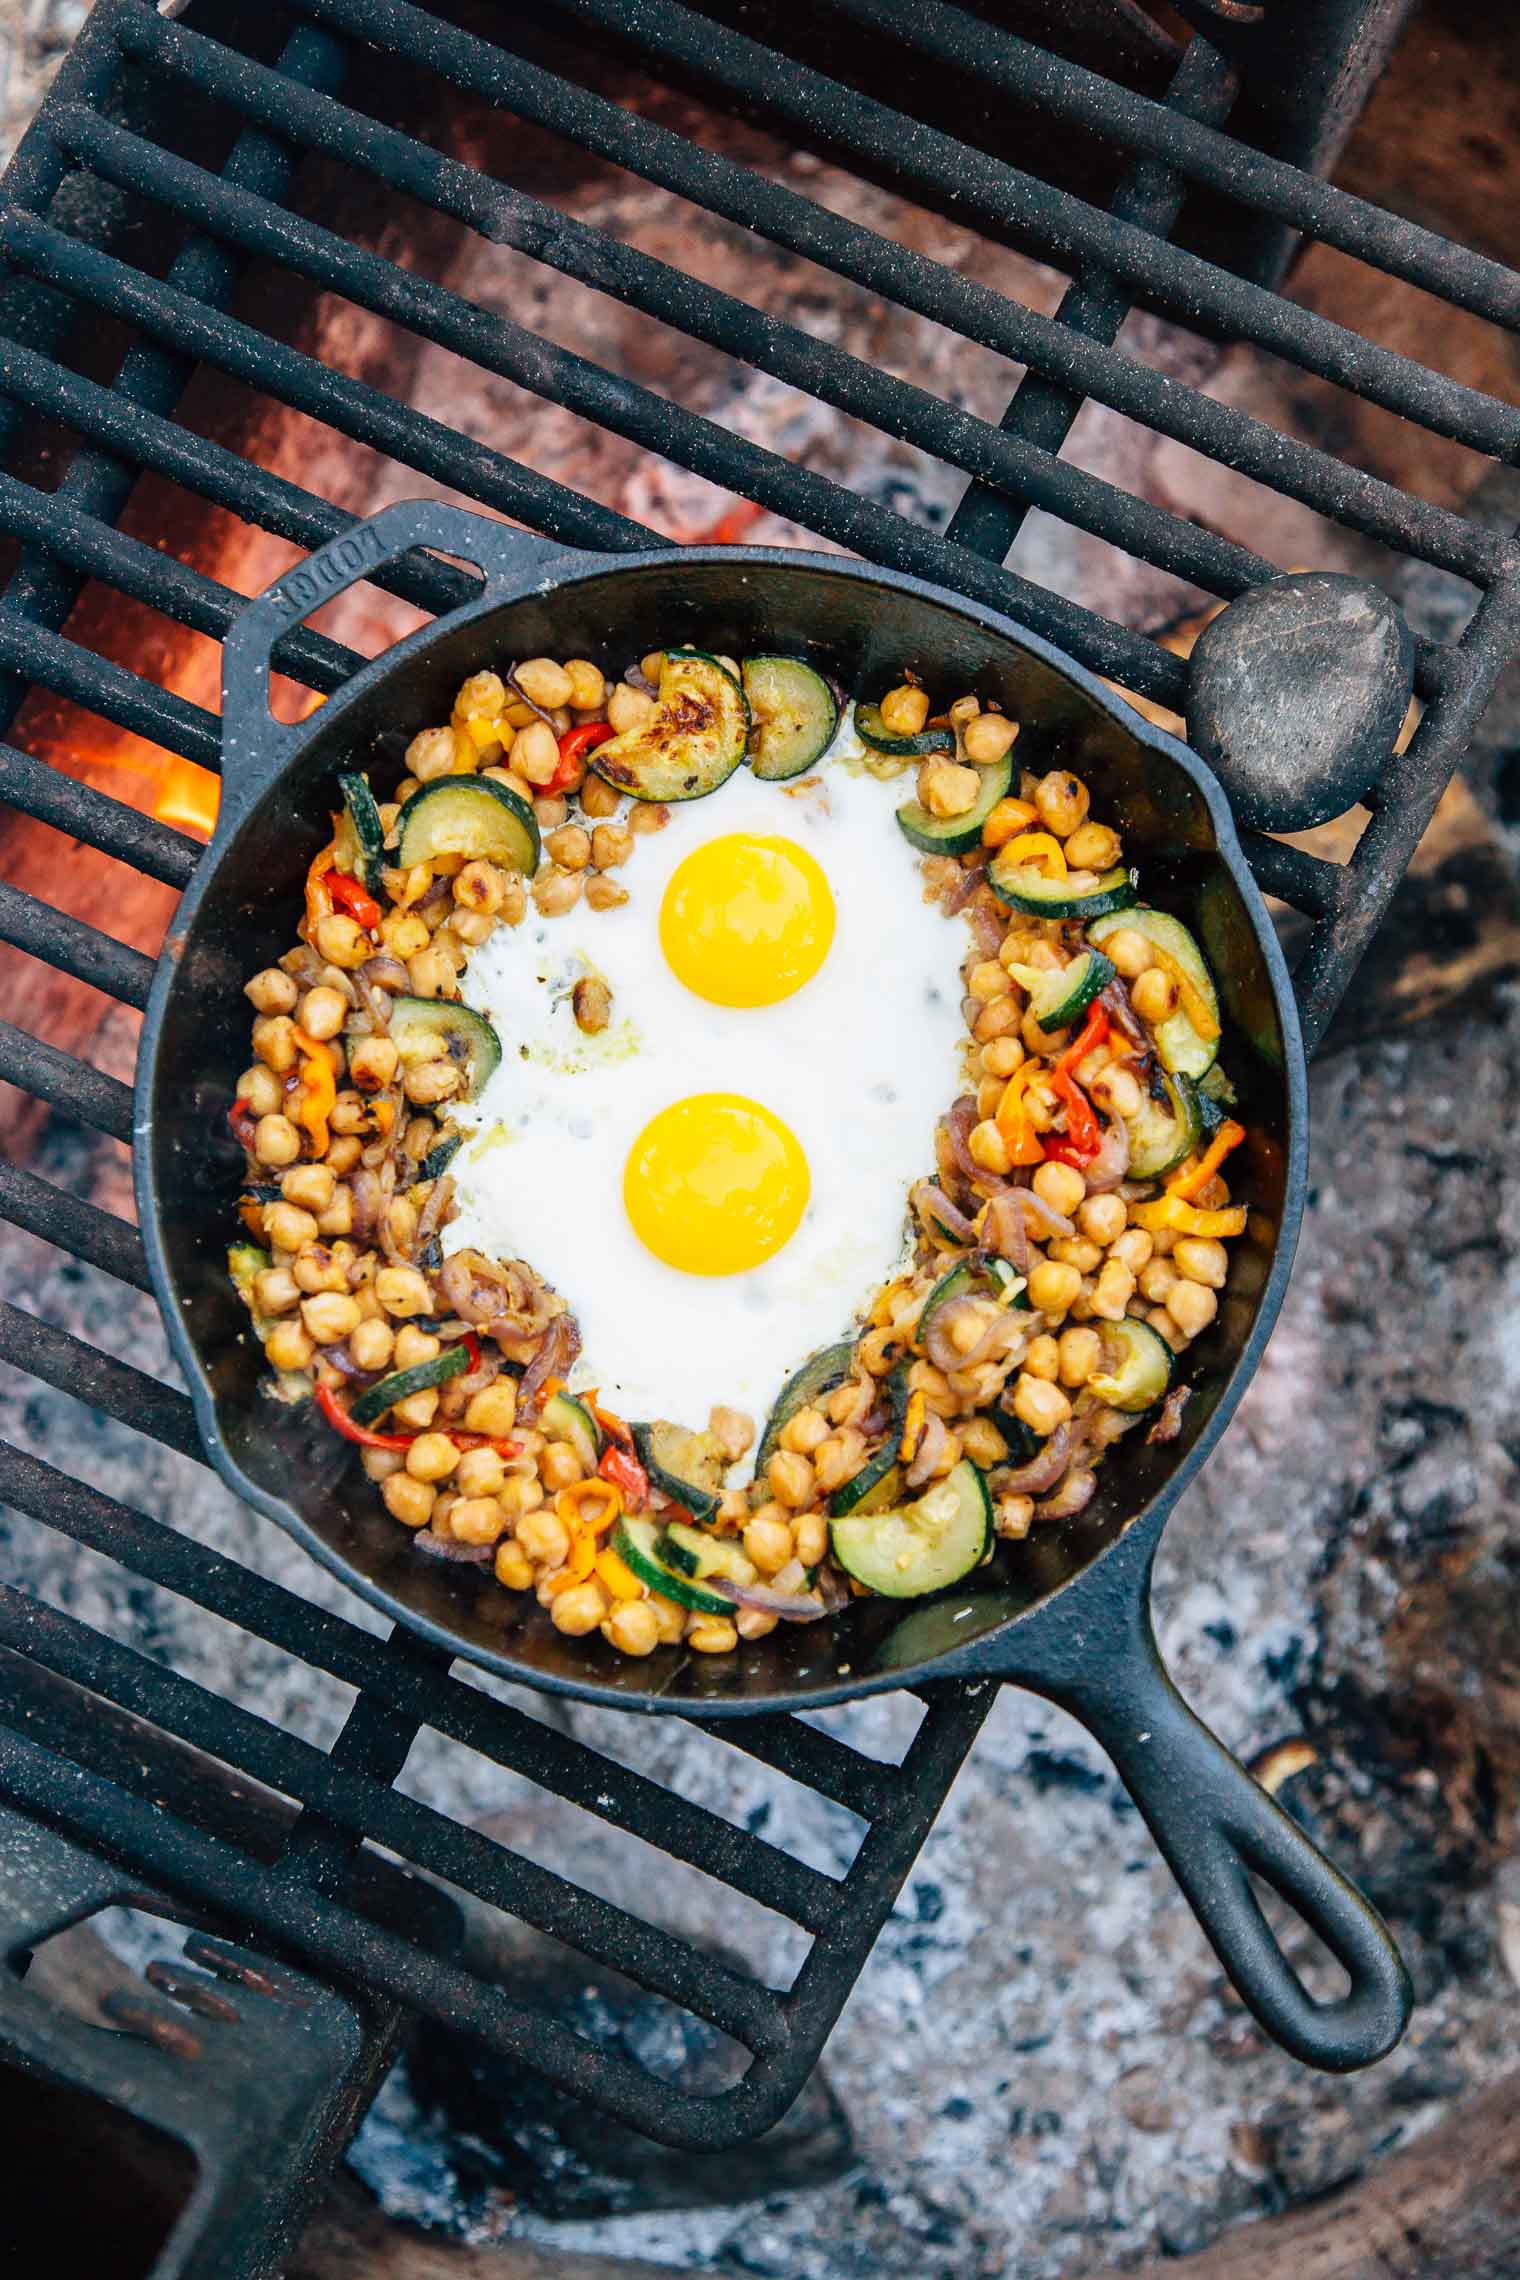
446 724 969 1441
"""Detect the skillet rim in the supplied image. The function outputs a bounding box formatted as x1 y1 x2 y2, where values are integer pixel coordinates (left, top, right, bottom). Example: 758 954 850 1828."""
134 540 1309 1717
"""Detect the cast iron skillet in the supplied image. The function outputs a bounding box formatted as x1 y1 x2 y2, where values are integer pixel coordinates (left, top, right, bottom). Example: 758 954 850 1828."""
136 499 1411 2072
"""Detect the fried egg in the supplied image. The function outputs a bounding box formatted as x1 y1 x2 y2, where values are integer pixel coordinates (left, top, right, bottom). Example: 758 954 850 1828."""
446 738 967 1436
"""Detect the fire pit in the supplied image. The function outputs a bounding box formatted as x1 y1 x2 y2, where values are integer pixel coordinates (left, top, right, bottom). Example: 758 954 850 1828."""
1 2 1519 2275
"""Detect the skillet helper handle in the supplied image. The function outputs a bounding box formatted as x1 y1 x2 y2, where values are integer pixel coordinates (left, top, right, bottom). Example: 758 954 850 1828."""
217 500 588 836
1010 1569 1411 2071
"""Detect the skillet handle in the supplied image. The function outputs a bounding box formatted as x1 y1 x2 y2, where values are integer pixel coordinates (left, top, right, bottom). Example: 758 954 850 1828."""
218 500 594 837
983 1531 1411 2071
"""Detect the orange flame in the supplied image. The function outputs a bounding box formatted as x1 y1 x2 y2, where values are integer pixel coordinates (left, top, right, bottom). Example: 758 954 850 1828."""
152 757 220 839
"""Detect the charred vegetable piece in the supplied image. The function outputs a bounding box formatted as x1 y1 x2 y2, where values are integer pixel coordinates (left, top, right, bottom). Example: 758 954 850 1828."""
417 1133 462 1183
227 1242 269 1298
631 1418 724 1524
350 1344 470 1426
541 1391 603 1472
1125 1068 1202 1180
1088 1317 1175 1413
1006 948 1115 1032
756 1339 855 1471
989 855 1138 920
895 753 1013 856
334 772 386 894
395 777 540 875
1088 905 1219 1080
613 1515 731 1614
830 1460 992 1598
389 996 502 1100
742 656 838 780
591 650 748 802
852 700 954 759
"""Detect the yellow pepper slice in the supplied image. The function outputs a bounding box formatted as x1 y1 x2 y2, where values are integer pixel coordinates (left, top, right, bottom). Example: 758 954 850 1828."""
900 1388 927 1464
1001 830 1067 879
1150 946 1220 1042
290 1024 336 1157
994 1061 1047 1167
1132 1193 1247 1239
595 1545 644 1601
1167 1118 1245 1201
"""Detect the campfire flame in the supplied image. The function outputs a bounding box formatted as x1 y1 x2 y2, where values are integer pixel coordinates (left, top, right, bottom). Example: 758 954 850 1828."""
152 757 219 839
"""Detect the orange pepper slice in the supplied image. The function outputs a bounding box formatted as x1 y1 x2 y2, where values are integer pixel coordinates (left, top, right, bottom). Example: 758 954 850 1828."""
290 1024 336 1157
994 1062 1047 1167
1166 1118 1245 1202
304 839 338 937
1131 1193 1247 1239
1001 830 1067 879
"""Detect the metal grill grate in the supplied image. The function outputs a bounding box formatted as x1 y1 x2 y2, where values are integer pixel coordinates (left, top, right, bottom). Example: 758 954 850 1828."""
0 0 1517 2167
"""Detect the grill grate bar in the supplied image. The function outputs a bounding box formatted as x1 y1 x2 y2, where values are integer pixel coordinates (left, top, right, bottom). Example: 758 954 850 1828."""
60 60 1305 614
0 878 155 1008
0 1298 200 1459
0 1020 133 1143
694 1713 903 1824
0 1563 786 2053
547 0 1520 464
0 742 199 889
271 0 1514 589
0 610 222 769
0 1158 148 1290
837 0 1520 332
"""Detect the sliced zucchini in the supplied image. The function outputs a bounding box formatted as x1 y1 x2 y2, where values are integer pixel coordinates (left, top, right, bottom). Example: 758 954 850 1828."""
1198 1063 1238 1122
827 1365 909 1519
659 1519 752 1588
591 649 748 802
988 854 1138 921
351 1344 469 1426
389 996 502 1101
613 1515 731 1615
1126 1068 1202 1181
227 1242 268 1299
985 1256 1029 1307
1088 906 1220 1081
895 753 1012 856
541 1391 603 1472
1006 948 1115 1032
1088 1317 1175 1413
742 656 838 780
756 1339 855 1471
334 772 386 894
395 776 540 876
631 1419 724 1524
830 1460 991 1600
417 1133 462 1183
852 700 954 759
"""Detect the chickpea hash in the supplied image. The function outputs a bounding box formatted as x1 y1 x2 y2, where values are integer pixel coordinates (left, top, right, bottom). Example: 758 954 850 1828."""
228 647 1248 1659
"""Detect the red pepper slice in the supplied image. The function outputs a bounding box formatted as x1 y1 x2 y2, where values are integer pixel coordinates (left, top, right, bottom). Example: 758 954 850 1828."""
598 1443 649 1510
228 1098 259 1150
544 719 615 795
324 868 383 932
1040 1137 1091 1171
315 1380 519 1458
1048 1001 1110 1166
462 1330 482 1374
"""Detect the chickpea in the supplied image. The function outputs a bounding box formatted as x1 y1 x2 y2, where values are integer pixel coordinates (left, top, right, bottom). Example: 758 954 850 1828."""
1166 1279 1218 1339
627 801 670 836
293 1246 347 1296
967 959 1010 1005
1023 1333 1060 1381
880 683 930 737
546 1578 605 1636
362 1445 404 1482
455 669 507 720
981 795 1040 850
779 1404 829 1457
744 1515 795 1576
533 867 584 917
590 823 633 871
507 719 557 786
1091 1259 1137 1321
1089 1062 1143 1119
919 759 980 818
404 1059 462 1107
393 1324 440 1369
263 1200 318 1253
446 1497 504 1547
375 1264 432 1318
569 976 612 1039
406 727 458 782
405 1433 460 1484
579 771 622 819
535 799 571 841
405 944 455 1000
314 911 371 969
346 1035 398 1094
301 1291 363 1345
245 966 298 1015
1033 769 1090 837
1011 1373 1072 1436
328 1090 368 1139
1032 1159 1086 1219
382 1472 435 1528
706 1405 753 1464
1148 1307 1187 1352
392 1386 439 1431
606 681 655 737
293 985 343 1044
687 1617 739 1655
453 861 506 918
603 1598 661 1656
793 1511 828 1567
583 876 626 912
978 1036 1023 1081
250 1113 298 1170
1077 1193 1127 1247
350 1316 395 1372
327 1138 363 1177
501 1479 550 1537
263 1319 313 1372
1139 1258 1178 1304
564 659 606 710
1099 927 1154 981
968 1119 1012 1177
237 1063 283 1118
1027 1259 1082 1315
540 1440 585 1494
962 711 1019 764
463 1381 518 1437
973 996 1021 1046
1048 1236 1103 1275
1173 1236 1229 1289
1110 1227 1154 1276
1022 1009 1068 1058
318 1186 354 1238
381 910 430 960
278 1163 332 1216
251 1265 300 1316
995 1491 1035 1541
960 1415 1008 1468
494 1540 535 1592
767 1450 815 1510
546 824 591 872
1057 1325 1103 1387
250 1015 297 1076
515 657 574 709
449 909 493 949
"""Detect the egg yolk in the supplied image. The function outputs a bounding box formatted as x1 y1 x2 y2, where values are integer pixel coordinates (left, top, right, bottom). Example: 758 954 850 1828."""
659 832 835 1007
623 1092 810 1276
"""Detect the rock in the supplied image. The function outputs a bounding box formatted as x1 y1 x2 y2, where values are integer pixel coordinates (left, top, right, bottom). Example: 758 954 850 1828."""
1185 572 1414 830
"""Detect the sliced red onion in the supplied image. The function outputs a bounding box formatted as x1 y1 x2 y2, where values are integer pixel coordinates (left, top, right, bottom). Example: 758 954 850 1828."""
997 1421 1071 1494
413 1529 494 1565
321 1339 370 1381
505 662 560 728
912 1180 977 1250
362 954 409 993
1146 1386 1192 1445
416 874 453 918
1082 1116 1131 1194
416 1173 456 1251
925 1297 993 1374
519 1308 582 1410
1035 1467 1097 1521
707 1577 833 1622
944 1095 1009 1198
905 1410 951 1490
350 1167 382 1246
437 1249 556 1340
981 1189 1029 1272
1016 1188 1076 1242
623 659 659 698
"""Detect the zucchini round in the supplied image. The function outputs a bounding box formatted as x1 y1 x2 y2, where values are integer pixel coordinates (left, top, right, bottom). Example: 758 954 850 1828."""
1088 1317 1175 1413
631 1419 723 1525
988 855 1138 920
592 650 749 802
541 1391 603 1472
1006 948 1115 1032
659 1519 752 1588
852 700 954 759
829 1460 992 1599
755 1340 855 1471
742 656 838 780
351 1343 469 1426
335 772 386 893
395 777 540 876
895 753 1012 856
389 995 502 1100
1126 1068 1201 1181
1088 905 1220 1080
613 1515 731 1614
